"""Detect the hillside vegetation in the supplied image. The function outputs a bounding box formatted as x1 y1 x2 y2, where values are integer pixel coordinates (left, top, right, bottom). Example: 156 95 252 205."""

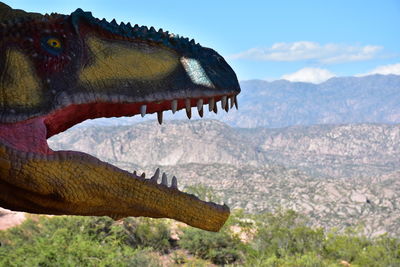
1 207 399 266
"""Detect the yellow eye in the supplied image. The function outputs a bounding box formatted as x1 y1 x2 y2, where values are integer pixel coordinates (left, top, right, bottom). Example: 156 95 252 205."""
47 38 62 49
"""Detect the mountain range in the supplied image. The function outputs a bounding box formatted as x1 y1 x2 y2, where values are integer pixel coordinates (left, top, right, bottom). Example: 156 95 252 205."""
48 120 400 236
227 74 400 128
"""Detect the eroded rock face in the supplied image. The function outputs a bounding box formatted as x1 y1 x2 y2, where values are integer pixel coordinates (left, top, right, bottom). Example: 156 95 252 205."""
49 120 400 179
0 208 25 230
49 120 266 167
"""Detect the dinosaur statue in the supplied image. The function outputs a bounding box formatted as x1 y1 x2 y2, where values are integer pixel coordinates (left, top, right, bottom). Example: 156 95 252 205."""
0 2 240 232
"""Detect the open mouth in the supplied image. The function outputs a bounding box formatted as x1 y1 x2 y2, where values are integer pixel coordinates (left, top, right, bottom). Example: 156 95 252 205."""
44 94 238 137
0 93 237 231
0 3 241 232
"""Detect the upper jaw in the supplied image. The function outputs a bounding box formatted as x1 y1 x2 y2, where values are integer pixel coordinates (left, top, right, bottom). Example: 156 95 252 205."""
43 89 239 138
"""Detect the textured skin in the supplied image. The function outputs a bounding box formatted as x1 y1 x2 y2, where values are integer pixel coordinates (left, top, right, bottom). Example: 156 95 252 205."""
0 145 229 231
0 2 239 232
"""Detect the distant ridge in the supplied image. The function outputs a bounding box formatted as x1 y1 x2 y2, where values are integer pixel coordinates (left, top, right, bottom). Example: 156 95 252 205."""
227 74 400 128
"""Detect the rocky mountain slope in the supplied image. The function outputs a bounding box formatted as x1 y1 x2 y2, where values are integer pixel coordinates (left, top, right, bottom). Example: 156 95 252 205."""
48 120 400 236
49 120 400 179
227 74 400 128
153 164 399 237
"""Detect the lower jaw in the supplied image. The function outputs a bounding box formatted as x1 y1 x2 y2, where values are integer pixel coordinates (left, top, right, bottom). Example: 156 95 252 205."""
0 139 230 232
0 95 236 231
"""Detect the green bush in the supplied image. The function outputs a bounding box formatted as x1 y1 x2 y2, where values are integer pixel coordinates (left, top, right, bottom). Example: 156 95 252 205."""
122 217 171 253
0 216 163 266
250 210 325 258
171 250 187 264
323 231 400 267
323 228 371 263
244 210 400 266
1 209 400 266
179 226 243 265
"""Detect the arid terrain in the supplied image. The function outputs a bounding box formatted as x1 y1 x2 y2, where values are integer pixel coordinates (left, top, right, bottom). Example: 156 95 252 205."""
43 120 400 236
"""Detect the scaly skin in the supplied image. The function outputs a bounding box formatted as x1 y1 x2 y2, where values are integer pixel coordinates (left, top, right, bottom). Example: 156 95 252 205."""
0 2 240 232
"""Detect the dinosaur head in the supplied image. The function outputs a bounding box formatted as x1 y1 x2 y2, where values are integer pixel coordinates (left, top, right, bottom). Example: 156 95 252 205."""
0 6 239 130
0 3 239 231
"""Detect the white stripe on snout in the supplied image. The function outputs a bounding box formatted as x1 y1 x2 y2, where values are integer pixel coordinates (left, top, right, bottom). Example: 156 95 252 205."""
180 57 215 88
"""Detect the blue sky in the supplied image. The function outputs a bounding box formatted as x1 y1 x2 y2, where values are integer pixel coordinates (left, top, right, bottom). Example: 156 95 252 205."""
6 0 400 82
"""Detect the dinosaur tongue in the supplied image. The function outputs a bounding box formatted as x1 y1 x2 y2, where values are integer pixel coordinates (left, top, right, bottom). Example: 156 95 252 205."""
0 117 51 154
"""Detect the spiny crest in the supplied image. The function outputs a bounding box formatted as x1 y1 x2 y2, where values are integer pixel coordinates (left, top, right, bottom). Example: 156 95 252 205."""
0 2 42 21
0 5 202 54
70 8 201 53
0 13 67 39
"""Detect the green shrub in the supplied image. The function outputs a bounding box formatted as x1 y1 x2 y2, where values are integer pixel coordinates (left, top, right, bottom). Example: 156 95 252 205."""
1 209 400 266
250 210 325 258
171 250 187 264
122 217 171 253
179 227 243 265
326 233 400 267
323 228 371 263
0 216 163 266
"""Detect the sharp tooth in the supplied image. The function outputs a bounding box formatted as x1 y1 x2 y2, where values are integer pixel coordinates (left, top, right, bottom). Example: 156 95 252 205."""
197 99 204 117
213 103 218 114
161 173 168 186
234 95 238 109
151 168 160 182
140 104 147 117
140 172 146 179
157 111 163 124
171 176 178 189
230 96 235 109
185 99 192 119
208 98 215 112
197 99 203 111
185 99 191 112
221 96 227 109
171 100 178 114
224 101 229 112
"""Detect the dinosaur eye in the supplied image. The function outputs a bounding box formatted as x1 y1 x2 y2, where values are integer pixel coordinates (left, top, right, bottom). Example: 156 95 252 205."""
41 37 63 55
47 38 62 49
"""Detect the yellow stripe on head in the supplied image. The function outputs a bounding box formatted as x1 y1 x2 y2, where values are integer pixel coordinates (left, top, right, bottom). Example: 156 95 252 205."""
0 49 42 108
80 37 179 87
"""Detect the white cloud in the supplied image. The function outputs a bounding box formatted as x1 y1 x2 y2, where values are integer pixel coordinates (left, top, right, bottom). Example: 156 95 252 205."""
281 68 336 84
357 63 400 76
229 41 383 64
